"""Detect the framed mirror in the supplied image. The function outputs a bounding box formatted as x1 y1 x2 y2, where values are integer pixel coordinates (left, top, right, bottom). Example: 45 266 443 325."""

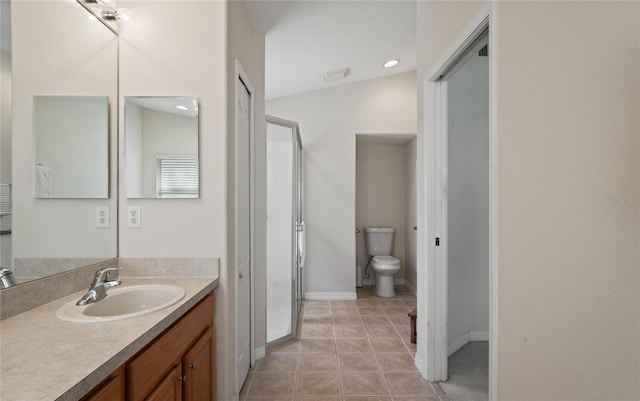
124 96 199 199
33 96 109 199
0 0 118 286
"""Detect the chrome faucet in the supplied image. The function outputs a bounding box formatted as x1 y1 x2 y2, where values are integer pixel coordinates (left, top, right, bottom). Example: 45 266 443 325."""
76 267 123 306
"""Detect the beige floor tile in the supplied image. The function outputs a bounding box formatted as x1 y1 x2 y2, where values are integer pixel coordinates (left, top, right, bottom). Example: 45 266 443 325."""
381 307 410 316
302 324 334 338
375 353 417 372
306 307 332 316
369 337 407 353
305 300 331 307
272 341 301 353
403 340 417 353
334 325 366 338
360 315 391 326
357 307 385 315
332 307 359 316
394 326 412 341
391 397 438 401
256 352 298 371
365 325 400 338
304 315 333 325
388 316 411 326
332 315 363 325
383 372 435 396
335 337 373 353
341 372 388 396
376 299 406 307
296 372 341 396
401 300 417 308
355 299 380 306
296 396 342 401
245 397 294 401
344 397 391 401
299 352 338 371
249 371 296 396
331 300 356 307
301 338 336 353
338 353 379 372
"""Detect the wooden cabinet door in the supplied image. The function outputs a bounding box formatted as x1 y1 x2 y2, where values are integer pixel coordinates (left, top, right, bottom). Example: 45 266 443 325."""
81 366 124 401
145 364 183 401
182 327 214 401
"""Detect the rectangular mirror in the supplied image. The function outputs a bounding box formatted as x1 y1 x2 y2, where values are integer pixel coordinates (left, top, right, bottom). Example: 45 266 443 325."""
125 96 199 199
33 96 109 199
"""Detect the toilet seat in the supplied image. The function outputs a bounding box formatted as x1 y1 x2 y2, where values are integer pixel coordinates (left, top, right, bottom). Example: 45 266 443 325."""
372 256 400 265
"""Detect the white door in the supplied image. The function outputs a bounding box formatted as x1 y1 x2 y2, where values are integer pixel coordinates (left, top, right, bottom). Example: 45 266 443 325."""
236 76 251 388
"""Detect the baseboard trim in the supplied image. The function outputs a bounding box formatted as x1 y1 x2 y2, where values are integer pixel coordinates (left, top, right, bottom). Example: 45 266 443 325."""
254 346 266 360
305 292 357 300
448 331 489 356
404 280 417 295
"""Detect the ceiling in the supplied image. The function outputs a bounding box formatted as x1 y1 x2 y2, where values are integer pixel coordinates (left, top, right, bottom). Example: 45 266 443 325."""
241 0 417 100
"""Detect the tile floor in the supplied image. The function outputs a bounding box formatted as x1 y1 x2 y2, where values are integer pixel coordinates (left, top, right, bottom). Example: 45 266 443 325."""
240 286 447 401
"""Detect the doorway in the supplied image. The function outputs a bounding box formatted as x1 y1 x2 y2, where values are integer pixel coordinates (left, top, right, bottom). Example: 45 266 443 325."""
265 115 305 350
420 3 498 400
439 34 490 401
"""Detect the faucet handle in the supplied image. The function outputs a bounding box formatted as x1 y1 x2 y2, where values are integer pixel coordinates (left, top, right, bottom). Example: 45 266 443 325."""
91 266 123 287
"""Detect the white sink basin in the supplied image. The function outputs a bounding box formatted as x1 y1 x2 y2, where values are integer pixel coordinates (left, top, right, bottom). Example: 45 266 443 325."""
56 284 186 323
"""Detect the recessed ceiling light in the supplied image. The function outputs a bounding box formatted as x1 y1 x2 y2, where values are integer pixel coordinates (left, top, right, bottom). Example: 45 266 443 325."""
176 105 188 111
384 59 399 68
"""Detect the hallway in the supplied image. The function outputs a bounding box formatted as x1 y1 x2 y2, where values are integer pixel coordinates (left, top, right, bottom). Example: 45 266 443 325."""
240 286 445 400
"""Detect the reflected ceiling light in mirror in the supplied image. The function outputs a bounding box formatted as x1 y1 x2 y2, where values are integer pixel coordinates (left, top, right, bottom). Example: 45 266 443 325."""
383 59 399 68
101 8 133 22
176 105 188 111
96 0 116 8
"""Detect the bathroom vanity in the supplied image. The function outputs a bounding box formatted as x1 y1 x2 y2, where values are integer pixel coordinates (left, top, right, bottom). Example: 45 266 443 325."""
0 277 218 401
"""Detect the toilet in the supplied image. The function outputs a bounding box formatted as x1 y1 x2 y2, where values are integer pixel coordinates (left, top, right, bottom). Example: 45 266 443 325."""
363 227 401 297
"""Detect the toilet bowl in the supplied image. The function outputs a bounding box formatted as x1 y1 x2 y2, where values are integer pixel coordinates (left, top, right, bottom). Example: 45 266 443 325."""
371 255 400 297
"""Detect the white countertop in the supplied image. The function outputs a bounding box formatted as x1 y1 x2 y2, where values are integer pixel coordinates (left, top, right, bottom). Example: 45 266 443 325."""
0 276 218 401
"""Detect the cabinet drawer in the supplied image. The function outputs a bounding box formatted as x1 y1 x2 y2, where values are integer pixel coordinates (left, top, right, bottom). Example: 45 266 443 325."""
127 293 213 401
81 366 124 401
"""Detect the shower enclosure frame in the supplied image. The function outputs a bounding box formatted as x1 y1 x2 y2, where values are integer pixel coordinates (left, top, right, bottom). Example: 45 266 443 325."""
265 115 305 351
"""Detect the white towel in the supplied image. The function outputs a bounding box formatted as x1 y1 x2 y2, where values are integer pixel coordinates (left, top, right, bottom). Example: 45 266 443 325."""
34 165 52 198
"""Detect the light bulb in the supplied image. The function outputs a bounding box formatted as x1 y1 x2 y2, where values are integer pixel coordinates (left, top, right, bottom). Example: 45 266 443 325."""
116 8 133 22
96 0 116 8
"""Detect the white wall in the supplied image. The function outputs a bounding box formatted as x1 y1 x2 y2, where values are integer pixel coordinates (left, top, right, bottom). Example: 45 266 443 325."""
0 4 12 268
124 102 142 198
356 142 407 282
12 0 117 264
267 71 417 297
404 137 417 291
446 51 489 349
417 1 640 399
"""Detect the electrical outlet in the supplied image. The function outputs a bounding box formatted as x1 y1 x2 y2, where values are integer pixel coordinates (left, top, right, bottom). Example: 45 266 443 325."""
96 206 109 228
128 206 141 228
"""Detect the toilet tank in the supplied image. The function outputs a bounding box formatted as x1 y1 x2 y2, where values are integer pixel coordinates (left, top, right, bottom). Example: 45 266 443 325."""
363 227 395 256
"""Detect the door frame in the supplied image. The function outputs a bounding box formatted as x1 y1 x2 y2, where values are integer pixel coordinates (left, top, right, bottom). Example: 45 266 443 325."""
234 59 255 396
417 2 499 399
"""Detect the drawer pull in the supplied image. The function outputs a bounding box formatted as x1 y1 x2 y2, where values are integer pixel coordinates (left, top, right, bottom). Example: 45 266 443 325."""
189 362 198 369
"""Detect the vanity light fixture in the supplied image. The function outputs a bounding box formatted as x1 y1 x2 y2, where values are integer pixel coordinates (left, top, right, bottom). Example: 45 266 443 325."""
383 59 400 68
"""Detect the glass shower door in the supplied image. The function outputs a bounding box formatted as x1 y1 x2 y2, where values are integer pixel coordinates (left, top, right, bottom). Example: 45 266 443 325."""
266 116 304 349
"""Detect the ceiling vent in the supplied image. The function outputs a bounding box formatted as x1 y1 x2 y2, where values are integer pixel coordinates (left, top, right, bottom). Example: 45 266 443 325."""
323 68 349 82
